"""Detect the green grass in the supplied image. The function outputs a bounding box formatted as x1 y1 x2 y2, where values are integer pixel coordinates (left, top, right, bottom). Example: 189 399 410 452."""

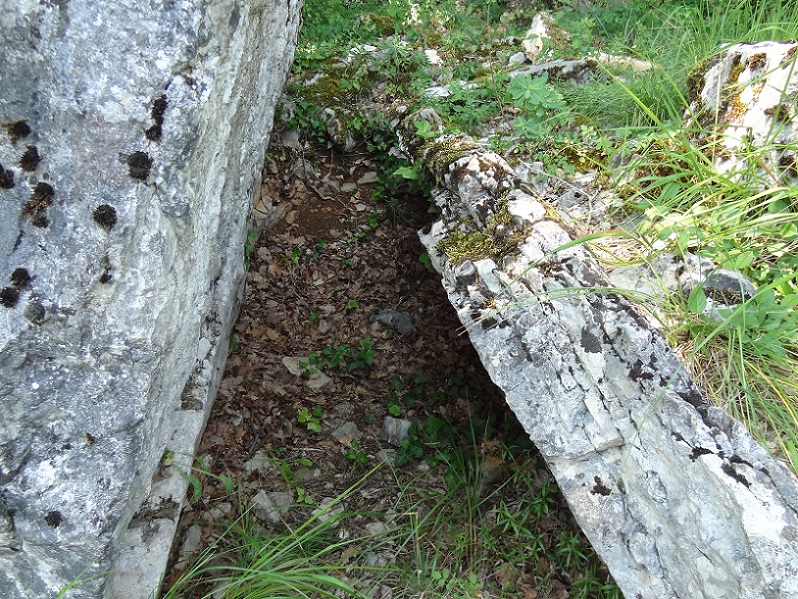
164 430 622 599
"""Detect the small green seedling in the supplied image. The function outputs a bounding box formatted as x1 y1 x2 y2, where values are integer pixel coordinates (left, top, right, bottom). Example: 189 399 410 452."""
298 406 323 433
345 441 369 467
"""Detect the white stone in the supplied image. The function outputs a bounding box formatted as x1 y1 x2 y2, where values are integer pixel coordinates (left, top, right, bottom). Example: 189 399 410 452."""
0 1 302 597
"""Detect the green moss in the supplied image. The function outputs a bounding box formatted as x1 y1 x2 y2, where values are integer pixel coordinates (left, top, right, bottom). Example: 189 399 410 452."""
298 74 348 106
685 59 711 104
437 203 521 265
367 13 395 36
420 137 479 177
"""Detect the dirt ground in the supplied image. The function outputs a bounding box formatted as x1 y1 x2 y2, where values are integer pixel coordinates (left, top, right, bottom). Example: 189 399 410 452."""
162 135 613 598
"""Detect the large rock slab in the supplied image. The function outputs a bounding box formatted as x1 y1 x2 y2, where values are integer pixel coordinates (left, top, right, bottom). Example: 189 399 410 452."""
0 1 301 597
400 111 798 598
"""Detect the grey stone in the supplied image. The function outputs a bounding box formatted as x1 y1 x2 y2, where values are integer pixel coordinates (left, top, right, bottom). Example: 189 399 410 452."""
251 491 293 525
703 269 757 305
0 1 301 598
282 356 333 389
508 51 528 67
179 524 203 556
376 449 397 465
370 309 417 336
381 417 412 447
243 451 276 477
332 421 362 444
405 108 798 599
312 497 345 524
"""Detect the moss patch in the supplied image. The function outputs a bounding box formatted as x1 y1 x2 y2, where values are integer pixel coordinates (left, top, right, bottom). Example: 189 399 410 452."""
420 136 479 177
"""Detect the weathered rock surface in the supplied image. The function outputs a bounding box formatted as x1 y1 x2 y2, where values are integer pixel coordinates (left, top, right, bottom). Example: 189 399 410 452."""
687 41 798 180
0 1 301 597
401 110 798 598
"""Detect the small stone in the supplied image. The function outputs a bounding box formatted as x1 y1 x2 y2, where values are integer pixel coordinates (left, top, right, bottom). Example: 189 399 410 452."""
243 451 274 476
424 48 443 66
294 466 322 483
251 491 292 524
508 51 527 66
376 449 396 465
357 171 379 185
703 269 756 305
282 356 332 390
355 203 367 212
381 417 412 447
179 524 202 555
331 421 361 444
369 309 416 336
208 502 233 520
312 497 344 523
365 553 389 568
364 521 389 535
475 259 504 294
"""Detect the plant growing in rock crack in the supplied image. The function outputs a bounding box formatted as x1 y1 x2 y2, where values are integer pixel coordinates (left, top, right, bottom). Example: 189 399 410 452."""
162 450 236 502
507 73 571 140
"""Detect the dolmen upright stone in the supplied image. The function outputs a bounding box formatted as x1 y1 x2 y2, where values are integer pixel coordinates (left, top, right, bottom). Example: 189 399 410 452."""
0 1 301 597
400 99 798 598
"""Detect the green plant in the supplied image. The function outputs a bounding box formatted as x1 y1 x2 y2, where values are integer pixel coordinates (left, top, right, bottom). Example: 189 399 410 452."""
345 440 370 467
163 469 390 599
244 229 258 269
296 486 315 505
303 311 320 327
507 73 571 139
297 406 323 433
163 450 235 502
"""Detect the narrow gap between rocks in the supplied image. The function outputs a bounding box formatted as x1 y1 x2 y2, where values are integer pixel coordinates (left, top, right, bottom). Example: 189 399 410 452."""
163 137 617 597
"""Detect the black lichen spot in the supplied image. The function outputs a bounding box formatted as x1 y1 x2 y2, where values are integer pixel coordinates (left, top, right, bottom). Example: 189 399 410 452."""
0 287 20 308
145 95 168 141
689 446 714 461
144 124 162 141
6 120 31 143
151 95 168 124
480 316 497 330
19 145 41 172
580 328 601 353
721 462 750 488
591 476 612 496
22 182 55 228
127 151 152 180
628 359 654 382
0 164 14 189
45 510 62 528
10 268 31 289
99 255 112 284
729 453 753 468
93 204 117 230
